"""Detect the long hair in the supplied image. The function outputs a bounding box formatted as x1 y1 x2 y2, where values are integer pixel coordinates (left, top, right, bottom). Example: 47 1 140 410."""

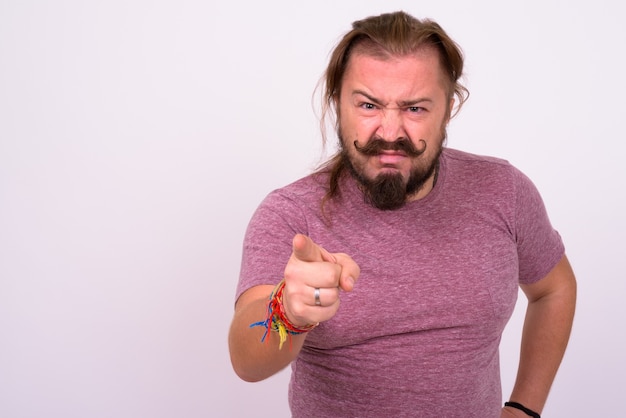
316 11 469 209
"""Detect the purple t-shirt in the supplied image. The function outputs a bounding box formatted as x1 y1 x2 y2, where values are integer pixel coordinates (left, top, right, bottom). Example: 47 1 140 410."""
236 148 564 417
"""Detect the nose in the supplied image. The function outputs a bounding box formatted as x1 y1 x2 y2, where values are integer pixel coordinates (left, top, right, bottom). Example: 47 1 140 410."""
376 107 406 142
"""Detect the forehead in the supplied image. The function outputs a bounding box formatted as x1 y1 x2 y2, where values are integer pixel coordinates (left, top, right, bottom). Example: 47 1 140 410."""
341 48 449 101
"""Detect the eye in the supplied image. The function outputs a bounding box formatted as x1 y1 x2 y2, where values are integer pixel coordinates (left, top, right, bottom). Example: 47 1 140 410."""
359 102 377 110
406 106 426 113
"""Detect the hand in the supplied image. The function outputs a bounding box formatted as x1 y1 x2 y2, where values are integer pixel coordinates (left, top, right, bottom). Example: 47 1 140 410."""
282 234 360 327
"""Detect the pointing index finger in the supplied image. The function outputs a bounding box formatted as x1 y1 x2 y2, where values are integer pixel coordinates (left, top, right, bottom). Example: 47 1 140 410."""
292 234 337 264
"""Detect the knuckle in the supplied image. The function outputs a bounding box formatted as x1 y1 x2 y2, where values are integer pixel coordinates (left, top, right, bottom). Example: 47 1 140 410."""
289 302 306 318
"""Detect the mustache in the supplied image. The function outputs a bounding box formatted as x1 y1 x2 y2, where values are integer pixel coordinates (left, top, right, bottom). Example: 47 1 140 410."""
353 138 427 157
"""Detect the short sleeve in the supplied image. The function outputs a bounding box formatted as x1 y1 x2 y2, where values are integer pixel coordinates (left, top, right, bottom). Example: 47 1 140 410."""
513 168 565 284
235 190 308 302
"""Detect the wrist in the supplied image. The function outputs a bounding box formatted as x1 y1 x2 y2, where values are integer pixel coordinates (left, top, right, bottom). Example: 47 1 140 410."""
504 401 541 418
502 407 530 418
250 279 317 350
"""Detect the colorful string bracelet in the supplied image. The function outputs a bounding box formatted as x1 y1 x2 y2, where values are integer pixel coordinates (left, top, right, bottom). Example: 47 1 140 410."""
250 279 317 349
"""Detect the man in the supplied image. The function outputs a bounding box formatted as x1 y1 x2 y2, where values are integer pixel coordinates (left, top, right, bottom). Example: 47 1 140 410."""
229 11 576 418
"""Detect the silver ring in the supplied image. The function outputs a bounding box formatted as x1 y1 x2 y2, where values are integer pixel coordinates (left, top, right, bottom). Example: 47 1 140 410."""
314 288 321 306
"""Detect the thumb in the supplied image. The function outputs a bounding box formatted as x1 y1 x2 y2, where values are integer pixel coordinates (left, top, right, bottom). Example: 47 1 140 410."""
292 234 337 263
335 253 360 292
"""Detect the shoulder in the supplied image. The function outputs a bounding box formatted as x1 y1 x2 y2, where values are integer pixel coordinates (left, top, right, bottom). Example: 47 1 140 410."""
437 148 543 217
441 148 528 187
246 173 328 236
443 148 513 170
261 173 326 210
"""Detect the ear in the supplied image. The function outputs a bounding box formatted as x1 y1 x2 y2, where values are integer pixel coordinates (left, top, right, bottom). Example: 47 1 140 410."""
333 92 342 120
447 97 455 122
333 91 341 110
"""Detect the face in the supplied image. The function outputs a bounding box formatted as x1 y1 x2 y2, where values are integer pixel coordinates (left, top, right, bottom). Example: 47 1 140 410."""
337 48 453 209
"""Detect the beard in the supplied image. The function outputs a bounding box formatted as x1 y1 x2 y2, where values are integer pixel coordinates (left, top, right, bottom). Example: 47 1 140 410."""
340 131 445 211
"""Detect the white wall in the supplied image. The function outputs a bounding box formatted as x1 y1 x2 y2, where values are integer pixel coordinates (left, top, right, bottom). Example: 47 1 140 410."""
1 1 624 417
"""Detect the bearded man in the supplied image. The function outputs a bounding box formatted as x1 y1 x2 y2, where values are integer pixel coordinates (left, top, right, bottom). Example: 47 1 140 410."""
229 11 576 418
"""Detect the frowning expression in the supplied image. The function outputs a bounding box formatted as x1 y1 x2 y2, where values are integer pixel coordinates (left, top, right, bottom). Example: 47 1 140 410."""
338 47 453 205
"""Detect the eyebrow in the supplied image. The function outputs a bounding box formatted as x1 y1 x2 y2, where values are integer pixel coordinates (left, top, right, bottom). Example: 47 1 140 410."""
352 89 433 107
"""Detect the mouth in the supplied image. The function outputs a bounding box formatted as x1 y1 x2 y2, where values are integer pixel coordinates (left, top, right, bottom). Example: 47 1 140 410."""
376 151 407 166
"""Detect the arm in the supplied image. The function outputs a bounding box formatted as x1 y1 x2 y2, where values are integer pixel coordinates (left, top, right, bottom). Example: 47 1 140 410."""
228 284 307 382
502 254 577 416
228 234 359 382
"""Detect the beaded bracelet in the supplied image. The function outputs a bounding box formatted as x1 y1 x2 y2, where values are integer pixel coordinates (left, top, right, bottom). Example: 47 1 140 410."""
250 279 317 350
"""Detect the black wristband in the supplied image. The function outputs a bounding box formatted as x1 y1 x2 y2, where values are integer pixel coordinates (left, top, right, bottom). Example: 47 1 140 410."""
504 401 541 418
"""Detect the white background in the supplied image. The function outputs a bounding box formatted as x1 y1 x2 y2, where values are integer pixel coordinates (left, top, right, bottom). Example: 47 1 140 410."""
1 1 624 417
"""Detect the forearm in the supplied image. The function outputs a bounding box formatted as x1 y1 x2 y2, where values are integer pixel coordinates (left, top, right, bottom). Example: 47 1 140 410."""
228 285 306 382
509 270 577 413
229 235 360 382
